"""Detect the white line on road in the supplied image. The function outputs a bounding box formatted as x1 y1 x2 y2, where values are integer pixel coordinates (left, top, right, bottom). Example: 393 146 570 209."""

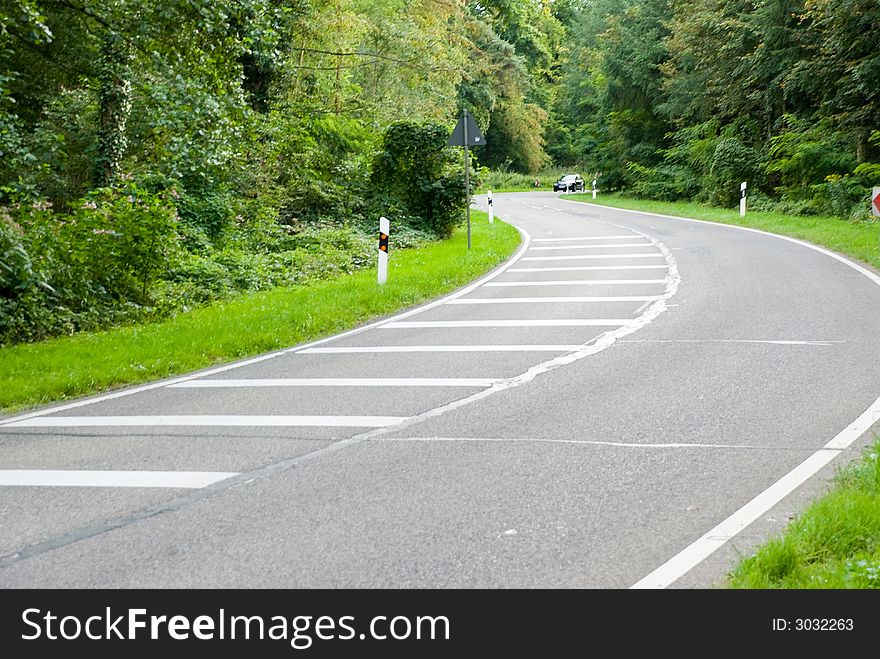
528 243 650 250
300 345 586 353
509 265 669 273
5 415 407 428
0 470 237 489
532 235 638 242
620 339 843 346
169 378 500 388
448 296 662 304
484 280 667 287
521 254 664 262
381 319 638 328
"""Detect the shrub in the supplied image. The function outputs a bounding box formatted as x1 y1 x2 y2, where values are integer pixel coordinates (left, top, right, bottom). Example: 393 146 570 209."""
371 121 467 237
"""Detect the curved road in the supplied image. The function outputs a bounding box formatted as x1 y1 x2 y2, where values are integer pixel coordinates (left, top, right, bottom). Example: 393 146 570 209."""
1 191 879 588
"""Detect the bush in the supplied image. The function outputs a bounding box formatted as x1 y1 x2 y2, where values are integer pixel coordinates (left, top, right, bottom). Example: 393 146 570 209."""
0 185 179 344
371 121 467 237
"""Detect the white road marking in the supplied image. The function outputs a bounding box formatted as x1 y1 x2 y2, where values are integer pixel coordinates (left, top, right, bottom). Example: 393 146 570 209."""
522 253 664 262
620 339 843 346
381 319 639 328
448 296 662 304
169 378 500 388
0 470 237 489
528 243 650 250
5 415 407 428
532 236 637 242
484 280 667 287
508 265 669 273
300 345 586 353
353 236 681 447
0 227 534 427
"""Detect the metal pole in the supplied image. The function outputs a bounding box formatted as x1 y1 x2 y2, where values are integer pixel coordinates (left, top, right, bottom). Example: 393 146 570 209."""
464 109 471 250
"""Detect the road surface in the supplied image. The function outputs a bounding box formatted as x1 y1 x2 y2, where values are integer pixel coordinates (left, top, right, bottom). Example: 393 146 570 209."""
1 191 879 588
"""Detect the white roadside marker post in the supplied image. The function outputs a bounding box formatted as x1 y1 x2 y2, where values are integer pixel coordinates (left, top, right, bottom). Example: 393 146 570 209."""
488 189 494 224
378 216 389 285
740 181 747 217
592 178 597 200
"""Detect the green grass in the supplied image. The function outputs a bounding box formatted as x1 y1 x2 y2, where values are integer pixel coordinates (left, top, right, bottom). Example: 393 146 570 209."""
0 212 520 414
563 193 880 270
727 439 880 588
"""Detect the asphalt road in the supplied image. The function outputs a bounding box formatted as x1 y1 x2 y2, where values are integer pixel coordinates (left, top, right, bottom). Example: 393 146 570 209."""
1 191 879 588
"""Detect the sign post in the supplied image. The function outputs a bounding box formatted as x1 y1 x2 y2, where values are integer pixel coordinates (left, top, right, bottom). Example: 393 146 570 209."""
487 189 493 224
378 216 389 285
740 182 747 217
448 109 485 250
872 187 880 218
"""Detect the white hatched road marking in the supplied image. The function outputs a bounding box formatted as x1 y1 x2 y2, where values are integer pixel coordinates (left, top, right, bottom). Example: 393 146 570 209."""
0 470 237 489
169 378 500 388
532 235 637 242
448 296 662 304
509 265 669 272
6 415 407 428
300 345 586 353
528 243 650 250
620 339 843 347
381 319 639 329
484 280 667 287
522 253 664 262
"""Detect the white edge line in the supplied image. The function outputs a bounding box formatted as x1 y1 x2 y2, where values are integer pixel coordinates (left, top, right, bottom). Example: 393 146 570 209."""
0 470 238 489
558 200 880 589
0 225 533 426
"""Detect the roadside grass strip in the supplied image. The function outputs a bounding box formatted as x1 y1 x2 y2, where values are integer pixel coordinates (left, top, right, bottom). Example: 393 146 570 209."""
727 438 880 588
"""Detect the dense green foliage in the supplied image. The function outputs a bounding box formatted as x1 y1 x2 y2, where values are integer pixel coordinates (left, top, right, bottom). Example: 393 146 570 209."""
551 0 880 219
1 1 878 346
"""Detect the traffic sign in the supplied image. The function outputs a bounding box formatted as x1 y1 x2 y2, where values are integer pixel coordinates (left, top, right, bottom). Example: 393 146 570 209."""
448 110 484 147
872 187 880 217
448 109 485 250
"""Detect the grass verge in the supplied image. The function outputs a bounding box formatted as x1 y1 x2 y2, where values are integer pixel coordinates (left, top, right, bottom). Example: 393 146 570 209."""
0 211 520 414
727 439 880 588
562 193 880 270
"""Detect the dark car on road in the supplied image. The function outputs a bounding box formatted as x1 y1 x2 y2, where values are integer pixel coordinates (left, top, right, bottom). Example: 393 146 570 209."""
553 174 585 192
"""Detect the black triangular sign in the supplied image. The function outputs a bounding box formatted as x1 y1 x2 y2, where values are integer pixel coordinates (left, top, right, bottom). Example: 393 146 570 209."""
447 111 484 147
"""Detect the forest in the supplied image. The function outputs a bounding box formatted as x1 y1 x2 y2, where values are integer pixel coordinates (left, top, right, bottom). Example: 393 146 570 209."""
1 0 878 346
